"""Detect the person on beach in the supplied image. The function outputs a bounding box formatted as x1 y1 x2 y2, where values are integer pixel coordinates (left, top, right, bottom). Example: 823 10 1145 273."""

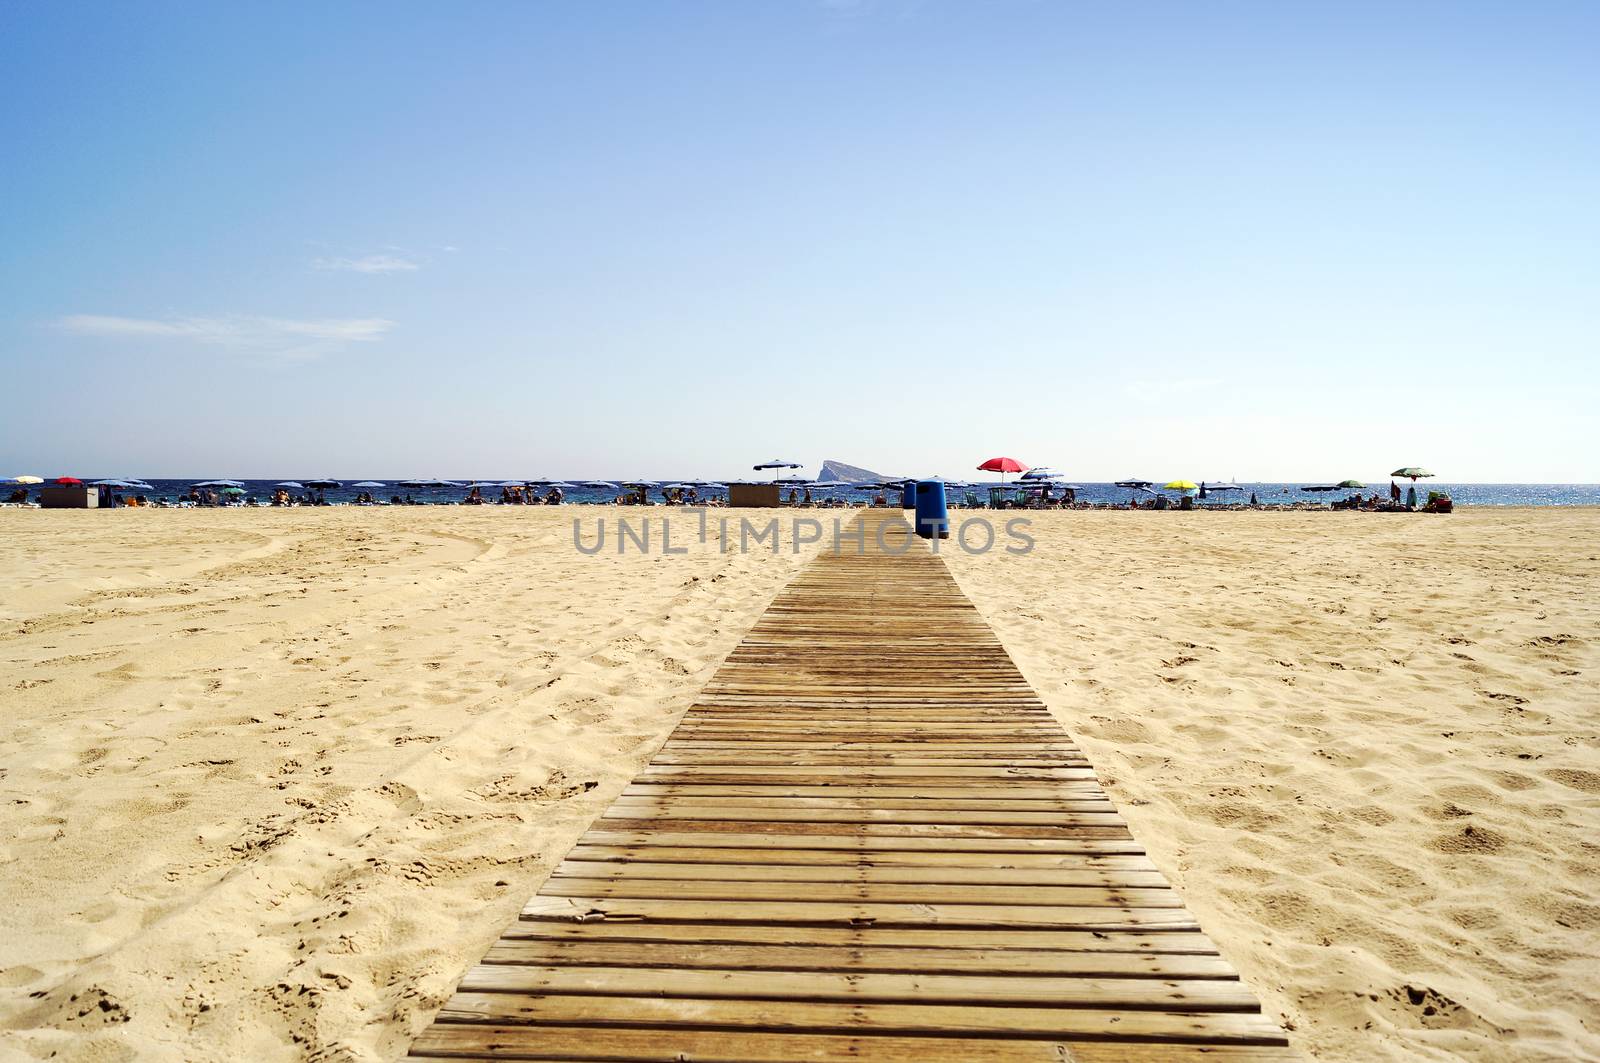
1391 480 1402 503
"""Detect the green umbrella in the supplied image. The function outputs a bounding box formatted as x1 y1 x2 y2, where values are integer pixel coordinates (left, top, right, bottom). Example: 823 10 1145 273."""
1391 467 1433 481
1336 479 1366 489
220 485 246 495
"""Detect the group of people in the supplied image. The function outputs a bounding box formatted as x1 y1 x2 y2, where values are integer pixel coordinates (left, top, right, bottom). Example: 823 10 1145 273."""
268 488 332 506
460 484 566 505
617 486 725 506
1332 481 1451 512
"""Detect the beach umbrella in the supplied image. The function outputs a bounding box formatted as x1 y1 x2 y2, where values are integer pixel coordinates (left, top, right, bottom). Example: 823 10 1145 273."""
353 481 386 488
1206 482 1242 491
305 479 341 489
1300 485 1338 493
688 480 726 489
277 481 305 489
977 457 1028 483
220 486 245 495
541 481 576 489
580 480 619 490
193 479 244 488
753 459 802 471
622 479 661 487
1336 479 1366 489
54 476 84 485
1391 467 1434 508
1019 467 1062 481
89 479 133 487
1164 480 1200 501
1114 478 1153 502
14 475 43 484
809 480 848 489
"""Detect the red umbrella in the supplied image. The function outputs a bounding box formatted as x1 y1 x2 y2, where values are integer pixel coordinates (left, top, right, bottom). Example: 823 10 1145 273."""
54 476 83 485
976 456 1029 483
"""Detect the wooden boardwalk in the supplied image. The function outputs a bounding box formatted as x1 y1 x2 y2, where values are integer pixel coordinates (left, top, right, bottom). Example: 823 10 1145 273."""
411 512 1294 1061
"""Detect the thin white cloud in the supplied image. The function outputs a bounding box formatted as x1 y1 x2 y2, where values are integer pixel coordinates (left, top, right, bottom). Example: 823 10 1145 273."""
57 314 394 361
312 253 421 274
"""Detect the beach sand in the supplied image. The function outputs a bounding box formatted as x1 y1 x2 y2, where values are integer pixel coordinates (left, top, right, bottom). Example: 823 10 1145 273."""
1 505 1595 1062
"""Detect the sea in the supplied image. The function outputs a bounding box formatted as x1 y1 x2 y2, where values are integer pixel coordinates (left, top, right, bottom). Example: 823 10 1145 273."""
58 480 1600 507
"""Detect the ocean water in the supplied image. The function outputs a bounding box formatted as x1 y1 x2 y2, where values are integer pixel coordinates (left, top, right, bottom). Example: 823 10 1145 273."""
40 480 1600 507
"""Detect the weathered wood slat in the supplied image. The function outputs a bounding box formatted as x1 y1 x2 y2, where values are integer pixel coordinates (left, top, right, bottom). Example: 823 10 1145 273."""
536 878 1181 908
575 830 1149 853
563 845 1160 869
409 1024 1302 1061
409 512 1292 1060
478 939 1238 977
550 859 1167 886
519 895 1200 930
496 921 1223 953
430 993 1289 1042
454 964 1262 1010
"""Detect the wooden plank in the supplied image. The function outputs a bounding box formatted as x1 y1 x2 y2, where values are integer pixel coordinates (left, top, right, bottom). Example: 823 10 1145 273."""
478 939 1239 978
600 805 1128 826
575 830 1148 853
622 784 1109 798
591 819 1136 839
410 1025 1299 1061
537 878 1182 908
563 845 1159 868
636 765 1101 778
455 964 1263 1010
519 896 1200 930
497 922 1222 953
431 994 1288 1043
550 859 1168 886
608 795 1118 812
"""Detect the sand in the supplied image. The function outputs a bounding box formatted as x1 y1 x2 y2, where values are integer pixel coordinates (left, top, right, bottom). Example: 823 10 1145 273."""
1 505 1596 1062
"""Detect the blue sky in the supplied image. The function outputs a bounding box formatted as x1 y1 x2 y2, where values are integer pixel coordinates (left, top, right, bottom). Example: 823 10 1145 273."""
2 0 1596 481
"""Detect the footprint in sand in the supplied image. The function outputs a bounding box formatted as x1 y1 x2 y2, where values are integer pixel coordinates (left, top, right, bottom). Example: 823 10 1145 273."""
1543 768 1600 794
1431 824 1507 854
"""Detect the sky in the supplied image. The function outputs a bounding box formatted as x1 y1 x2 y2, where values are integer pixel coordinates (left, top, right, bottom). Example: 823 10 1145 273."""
1 0 1596 482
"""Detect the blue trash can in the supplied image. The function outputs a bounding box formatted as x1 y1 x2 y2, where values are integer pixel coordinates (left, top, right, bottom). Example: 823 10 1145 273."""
914 479 949 539
901 481 916 509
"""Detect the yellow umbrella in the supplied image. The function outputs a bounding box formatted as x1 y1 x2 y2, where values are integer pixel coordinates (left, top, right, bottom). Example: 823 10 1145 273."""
14 475 42 484
1164 480 1198 490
